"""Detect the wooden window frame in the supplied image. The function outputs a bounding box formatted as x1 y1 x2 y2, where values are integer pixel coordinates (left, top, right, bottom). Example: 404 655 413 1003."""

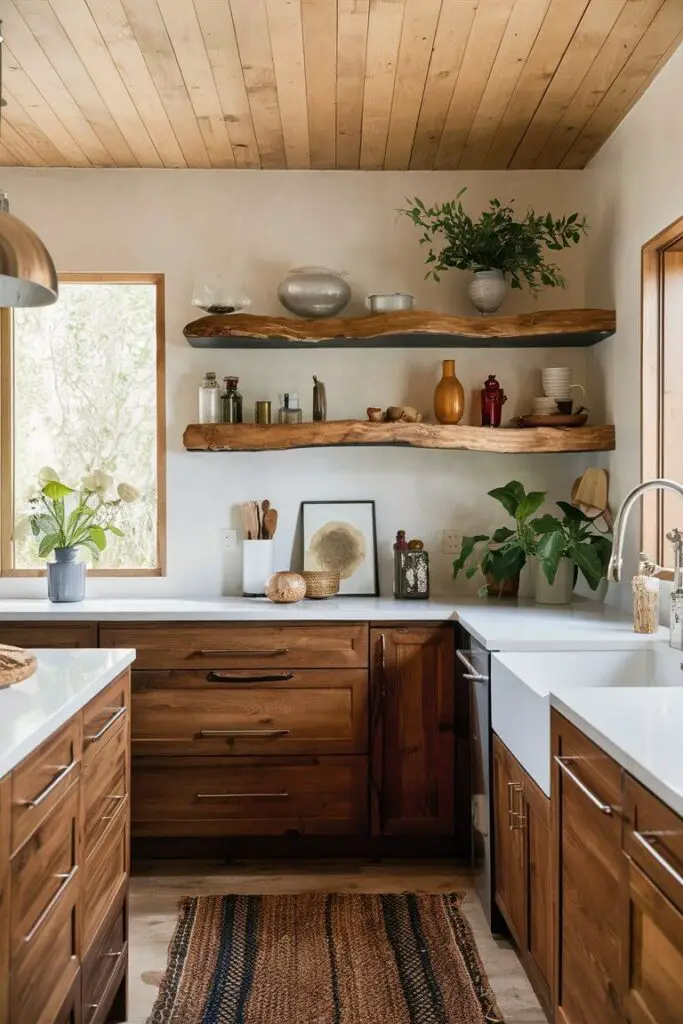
642 217 683 580
0 271 167 578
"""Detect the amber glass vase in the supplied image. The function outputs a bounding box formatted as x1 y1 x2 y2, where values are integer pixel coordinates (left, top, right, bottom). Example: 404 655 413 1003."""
434 359 465 424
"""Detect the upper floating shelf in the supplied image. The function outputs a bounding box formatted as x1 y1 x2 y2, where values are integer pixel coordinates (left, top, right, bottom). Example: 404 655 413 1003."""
183 420 616 455
184 309 616 350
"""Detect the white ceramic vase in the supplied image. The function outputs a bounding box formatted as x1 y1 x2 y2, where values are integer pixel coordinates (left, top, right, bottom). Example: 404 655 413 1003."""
468 269 509 315
535 557 574 605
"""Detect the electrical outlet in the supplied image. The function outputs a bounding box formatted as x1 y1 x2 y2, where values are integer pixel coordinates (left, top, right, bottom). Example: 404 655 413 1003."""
221 529 238 551
442 530 461 554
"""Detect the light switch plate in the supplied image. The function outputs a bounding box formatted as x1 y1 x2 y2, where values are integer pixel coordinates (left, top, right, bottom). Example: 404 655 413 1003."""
442 529 461 554
222 529 238 550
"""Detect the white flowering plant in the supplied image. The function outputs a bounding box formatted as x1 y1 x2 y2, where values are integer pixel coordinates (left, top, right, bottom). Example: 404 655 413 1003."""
24 466 140 561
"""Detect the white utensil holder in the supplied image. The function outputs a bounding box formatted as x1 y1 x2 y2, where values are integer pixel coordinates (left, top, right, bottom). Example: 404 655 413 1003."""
242 539 274 597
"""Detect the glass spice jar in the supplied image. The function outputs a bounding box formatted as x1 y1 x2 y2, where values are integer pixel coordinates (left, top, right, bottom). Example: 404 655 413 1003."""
221 376 243 423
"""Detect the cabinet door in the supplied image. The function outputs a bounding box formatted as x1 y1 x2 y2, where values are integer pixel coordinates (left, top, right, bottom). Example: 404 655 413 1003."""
371 627 454 836
492 735 526 946
552 710 625 1024
624 859 683 1024
525 771 552 1010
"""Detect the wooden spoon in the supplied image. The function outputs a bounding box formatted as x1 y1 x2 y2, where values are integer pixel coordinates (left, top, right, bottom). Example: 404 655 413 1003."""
263 508 278 539
261 499 270 538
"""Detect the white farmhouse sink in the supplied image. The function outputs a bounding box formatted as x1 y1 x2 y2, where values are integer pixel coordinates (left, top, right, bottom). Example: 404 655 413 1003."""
491 647 683 795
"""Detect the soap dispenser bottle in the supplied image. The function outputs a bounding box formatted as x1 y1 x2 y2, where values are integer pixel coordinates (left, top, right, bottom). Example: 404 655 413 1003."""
278 393 303 424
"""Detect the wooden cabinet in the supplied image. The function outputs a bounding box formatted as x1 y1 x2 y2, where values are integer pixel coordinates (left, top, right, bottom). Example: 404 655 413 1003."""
370 626 454 837
0 623 96 649
492 736 526 943
552 710 626 1024
492 734 552 1014
0 668 130 1024
622 774 683 1024
125 622 371 843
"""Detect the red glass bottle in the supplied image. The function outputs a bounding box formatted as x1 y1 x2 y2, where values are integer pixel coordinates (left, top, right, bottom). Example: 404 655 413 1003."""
481 374 507 427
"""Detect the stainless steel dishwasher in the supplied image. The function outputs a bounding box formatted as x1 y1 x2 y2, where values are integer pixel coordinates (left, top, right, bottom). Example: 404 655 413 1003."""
456 633 500 930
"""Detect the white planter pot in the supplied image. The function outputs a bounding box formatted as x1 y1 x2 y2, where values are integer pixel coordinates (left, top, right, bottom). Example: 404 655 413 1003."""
535 557 574 605
468 269 509 314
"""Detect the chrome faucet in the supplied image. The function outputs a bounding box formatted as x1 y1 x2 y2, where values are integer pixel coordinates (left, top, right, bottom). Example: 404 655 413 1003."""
608 478 683 648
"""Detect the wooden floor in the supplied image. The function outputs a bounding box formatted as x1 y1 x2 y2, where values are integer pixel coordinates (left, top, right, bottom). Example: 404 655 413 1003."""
128 859 547 1024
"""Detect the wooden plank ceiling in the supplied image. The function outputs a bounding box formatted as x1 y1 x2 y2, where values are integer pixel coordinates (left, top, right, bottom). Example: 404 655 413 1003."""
0 0 681 171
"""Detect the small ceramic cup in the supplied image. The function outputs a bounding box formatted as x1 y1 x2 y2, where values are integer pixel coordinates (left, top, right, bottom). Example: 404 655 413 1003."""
531 397 559 414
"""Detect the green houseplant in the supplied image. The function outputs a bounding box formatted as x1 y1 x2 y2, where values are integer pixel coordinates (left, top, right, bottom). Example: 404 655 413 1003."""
23 467 139 602
400 189 587 313
452 480 611 602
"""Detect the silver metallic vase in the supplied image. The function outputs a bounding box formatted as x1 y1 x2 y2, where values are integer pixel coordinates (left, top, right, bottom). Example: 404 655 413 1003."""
277 266 351 318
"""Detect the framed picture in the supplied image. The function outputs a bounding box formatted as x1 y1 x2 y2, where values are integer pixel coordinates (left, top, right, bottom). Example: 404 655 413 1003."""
301 500 379 597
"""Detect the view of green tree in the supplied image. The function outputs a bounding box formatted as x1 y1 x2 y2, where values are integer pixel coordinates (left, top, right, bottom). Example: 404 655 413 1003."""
13 281 159 570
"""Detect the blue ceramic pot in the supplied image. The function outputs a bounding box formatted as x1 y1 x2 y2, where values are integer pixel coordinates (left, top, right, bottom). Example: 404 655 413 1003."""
47 547 86 603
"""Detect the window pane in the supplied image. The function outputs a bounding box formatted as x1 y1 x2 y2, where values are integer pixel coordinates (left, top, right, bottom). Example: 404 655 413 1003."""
12 281 159 570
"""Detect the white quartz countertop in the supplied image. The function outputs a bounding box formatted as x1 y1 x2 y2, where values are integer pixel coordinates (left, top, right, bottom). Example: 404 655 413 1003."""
0 596 665 651
551 687 683 819
0 648 135 779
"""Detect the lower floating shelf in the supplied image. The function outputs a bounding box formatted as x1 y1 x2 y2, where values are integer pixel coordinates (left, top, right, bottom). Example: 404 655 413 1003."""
183 420 616 455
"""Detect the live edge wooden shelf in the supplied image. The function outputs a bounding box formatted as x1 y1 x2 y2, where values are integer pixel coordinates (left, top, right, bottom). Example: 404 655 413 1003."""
184 308 616 349
183 421 616 455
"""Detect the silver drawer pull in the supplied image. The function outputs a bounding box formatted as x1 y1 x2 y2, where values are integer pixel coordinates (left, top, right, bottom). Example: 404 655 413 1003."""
197 648 289 657
196 791 289 799
103 950 122 958
633 830 683 887
554 755 613 815
17 759 78 807
456 649 489 682
24 865 78 943
199 729 290 738
85 705 127 743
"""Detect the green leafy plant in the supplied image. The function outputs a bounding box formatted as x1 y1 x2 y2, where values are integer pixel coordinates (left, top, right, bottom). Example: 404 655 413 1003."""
453 481 546 597
452 481 611 597
400 188 587 292
533 502 612 590
23 467 140 562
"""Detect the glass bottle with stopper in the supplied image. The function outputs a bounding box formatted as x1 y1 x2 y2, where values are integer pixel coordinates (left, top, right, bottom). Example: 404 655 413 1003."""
278 393 303 425
393 531 430 600
199 371 221 423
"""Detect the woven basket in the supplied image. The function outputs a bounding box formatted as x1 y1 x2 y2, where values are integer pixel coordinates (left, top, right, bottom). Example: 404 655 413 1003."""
302 571 340 599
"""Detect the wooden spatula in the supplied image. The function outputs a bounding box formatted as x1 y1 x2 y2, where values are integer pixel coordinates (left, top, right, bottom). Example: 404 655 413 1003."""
263 508 278 539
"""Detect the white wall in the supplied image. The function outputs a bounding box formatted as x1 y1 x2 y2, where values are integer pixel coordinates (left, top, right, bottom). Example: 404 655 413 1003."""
0 167 597 597
585 43 683 605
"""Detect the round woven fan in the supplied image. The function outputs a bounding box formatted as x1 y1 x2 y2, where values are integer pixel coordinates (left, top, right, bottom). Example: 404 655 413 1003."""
0 644 37 689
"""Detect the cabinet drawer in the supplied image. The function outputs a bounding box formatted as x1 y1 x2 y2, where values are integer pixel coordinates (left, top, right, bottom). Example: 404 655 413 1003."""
10 784 79 1024
132 669 368 756
83 891 127 1024
0 622 95 648
10 887 79 1024
83 672 129 768
10 782 79 954
100 623 368 669
83 717 128 860
624 773 683 916
11 717 80 854
83 801 128 953
131 756 368 837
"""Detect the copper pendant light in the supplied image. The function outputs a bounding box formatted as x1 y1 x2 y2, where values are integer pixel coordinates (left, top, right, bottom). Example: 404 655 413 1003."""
0 22 58 308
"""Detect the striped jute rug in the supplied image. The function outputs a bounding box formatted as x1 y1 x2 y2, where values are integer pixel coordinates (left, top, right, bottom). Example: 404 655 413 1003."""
147 893 504 1024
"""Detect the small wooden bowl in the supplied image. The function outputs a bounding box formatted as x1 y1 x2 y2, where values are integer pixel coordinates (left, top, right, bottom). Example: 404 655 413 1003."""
301 571 341 599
